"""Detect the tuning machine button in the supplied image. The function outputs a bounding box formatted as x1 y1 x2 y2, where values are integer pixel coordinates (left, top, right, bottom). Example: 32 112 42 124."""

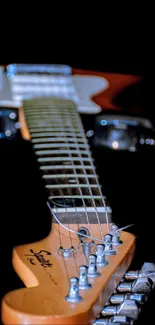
65 277 82 303
104 234 116 256
78 265 91 290
101 299 139 320
125 262 155 285
110 293 147 305
95 244 108 267
87 254 100 278
93 315 134 324
117 276 153 293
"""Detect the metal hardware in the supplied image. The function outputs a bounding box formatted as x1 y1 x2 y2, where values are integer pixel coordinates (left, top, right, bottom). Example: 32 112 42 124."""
104 234 116 256
96 244 108 267
58 246 76 257
110 224 123 246
117 276 153 293
65 277 82 303
93 315 134 324
101 299 139 320
87 254 100 278
77 226 90 241
125 262 155 285
79 240 95 255
110 293 147 305
78 265 91 290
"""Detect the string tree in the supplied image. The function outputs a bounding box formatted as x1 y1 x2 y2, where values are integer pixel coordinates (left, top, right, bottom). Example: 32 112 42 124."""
58 246 76 258
78 240 96 255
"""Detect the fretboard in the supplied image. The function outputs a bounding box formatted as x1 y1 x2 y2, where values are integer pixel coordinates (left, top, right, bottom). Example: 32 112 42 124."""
23 97 112 224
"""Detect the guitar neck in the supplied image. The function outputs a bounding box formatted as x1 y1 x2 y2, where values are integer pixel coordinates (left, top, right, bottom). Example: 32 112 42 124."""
23 97 111 224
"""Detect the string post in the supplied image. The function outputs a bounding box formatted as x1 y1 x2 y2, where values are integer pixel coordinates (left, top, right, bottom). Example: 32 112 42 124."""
95 244 108 267
104 234 116 256
87 254 100 278
78 265 92 290
65 277 82 303
110 224 123 246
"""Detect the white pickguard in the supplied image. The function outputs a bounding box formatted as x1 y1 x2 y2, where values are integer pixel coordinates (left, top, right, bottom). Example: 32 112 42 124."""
72 75 109 114
0 67 109 114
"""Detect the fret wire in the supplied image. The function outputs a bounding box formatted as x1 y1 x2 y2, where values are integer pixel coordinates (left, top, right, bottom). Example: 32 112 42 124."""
40 165 96 170
31 132 85 138
29 127 85 132
33 143 90 149
32 137 87 144
37 157 93 162
43 174 98 179
46 184 99 188
36 149 90 156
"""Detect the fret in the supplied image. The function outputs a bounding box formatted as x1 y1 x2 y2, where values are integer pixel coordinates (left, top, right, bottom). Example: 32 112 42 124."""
46 184 99 189
30 127 85 133
40 165 95 170
28 123 83 128
33 143 90 149
22 97 111 223
49 195 105 199
25 111 78 116
37 157 93 163
26 114 78 120
36 149 90 156
42 174 98 179
31 132 85 138
32 137 87 144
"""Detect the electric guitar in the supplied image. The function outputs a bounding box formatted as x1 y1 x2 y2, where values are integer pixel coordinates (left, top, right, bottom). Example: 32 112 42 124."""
1 64 143 324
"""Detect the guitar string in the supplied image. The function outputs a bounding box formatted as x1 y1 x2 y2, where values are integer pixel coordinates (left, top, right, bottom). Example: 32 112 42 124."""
53 106 72 282
71 114 93 239
61 110 79 274
76 109 105 240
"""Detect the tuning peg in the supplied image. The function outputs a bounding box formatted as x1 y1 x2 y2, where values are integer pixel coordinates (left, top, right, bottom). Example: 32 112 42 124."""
117 276 153 293
110 224 123 246
65 277 82 303
78 265 91 290
93 315 134 324
110 293 147 305
87 254 100 278
125 262 155 285
104 234 116 256
95 244 108 267
101 299 139 320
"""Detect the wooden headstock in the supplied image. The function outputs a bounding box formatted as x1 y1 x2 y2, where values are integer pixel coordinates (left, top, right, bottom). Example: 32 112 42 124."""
2 223 135 324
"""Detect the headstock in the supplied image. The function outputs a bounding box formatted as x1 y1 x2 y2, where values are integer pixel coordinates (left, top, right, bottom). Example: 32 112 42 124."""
2 223 135 324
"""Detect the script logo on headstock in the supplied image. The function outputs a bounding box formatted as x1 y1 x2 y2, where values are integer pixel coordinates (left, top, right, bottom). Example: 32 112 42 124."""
25 249 52 268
